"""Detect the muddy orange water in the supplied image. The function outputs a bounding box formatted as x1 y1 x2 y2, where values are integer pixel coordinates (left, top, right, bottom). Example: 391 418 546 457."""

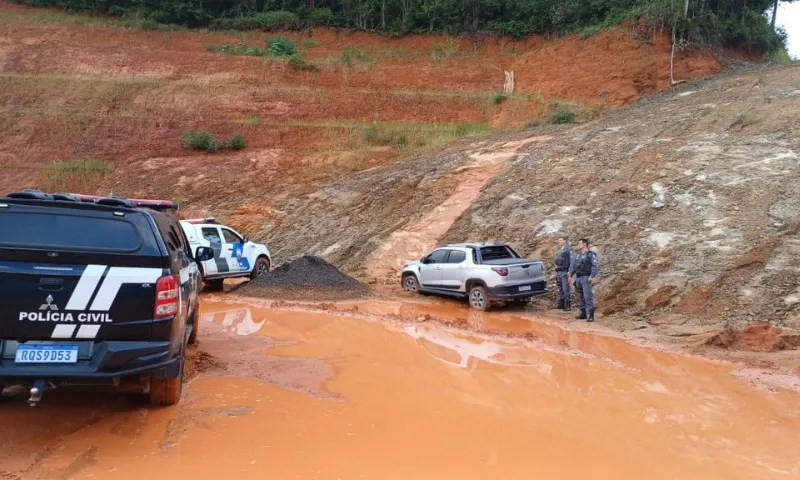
1 300 799 480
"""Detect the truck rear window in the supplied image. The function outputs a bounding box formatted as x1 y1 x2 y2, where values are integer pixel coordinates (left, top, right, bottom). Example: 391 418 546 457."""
479 246 518 262
0 212 141 251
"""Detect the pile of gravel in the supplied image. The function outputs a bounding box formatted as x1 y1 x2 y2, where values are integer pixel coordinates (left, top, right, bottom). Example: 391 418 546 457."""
233 255 369 300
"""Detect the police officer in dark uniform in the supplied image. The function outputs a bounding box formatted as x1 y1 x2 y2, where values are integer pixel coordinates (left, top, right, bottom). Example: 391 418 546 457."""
554 236 573 311
569 238 598 322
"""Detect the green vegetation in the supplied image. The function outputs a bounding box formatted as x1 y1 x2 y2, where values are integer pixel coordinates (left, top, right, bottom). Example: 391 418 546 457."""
225 132 246 150
288 52 320 71
491 93 508 105
549 104 577 124
208 43 267 56
243 115 262 125
181 130 219 152
764 48 795 65
9 0 787 54
42 159 113 192
182 130 249 151
266 36 296 56
207 35 319 70
358 122 492 151
339 45 374 68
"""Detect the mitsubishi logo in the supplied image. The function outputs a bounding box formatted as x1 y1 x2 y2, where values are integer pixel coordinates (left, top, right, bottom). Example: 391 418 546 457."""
39 295 58 311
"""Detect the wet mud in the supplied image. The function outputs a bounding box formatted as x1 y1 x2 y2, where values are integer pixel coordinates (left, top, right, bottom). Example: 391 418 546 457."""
0 298 798 480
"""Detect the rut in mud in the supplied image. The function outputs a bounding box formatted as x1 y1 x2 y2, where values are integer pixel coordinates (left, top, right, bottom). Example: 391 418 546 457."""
367 136 550 284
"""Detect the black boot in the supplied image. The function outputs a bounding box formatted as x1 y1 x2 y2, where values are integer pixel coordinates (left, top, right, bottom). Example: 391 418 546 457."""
556 299 564 310
587 308 595 322
563 299 572 311
576 309 587 320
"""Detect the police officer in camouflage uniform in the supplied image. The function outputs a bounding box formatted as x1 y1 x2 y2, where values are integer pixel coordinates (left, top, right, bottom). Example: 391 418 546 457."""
554 236 573 311
569 238 598 322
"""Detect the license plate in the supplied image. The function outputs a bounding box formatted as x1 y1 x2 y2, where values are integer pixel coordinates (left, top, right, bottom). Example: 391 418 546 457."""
15 345 79 364
518 285 532 292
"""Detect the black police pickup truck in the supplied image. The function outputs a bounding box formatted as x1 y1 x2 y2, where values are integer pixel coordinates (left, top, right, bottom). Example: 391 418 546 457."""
0 190 214 406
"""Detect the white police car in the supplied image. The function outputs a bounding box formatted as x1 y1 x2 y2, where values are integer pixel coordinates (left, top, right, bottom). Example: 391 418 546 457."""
179 218 271 290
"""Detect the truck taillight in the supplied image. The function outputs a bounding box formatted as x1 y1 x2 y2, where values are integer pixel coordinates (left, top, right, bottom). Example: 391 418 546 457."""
492 267 509 276
155 274 179 318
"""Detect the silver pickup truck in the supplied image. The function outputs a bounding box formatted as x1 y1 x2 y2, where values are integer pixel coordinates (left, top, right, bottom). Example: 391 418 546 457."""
400 243 548 311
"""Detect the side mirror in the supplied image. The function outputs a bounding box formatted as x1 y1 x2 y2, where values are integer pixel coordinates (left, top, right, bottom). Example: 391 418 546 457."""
420 256 427 264
195 246 214 262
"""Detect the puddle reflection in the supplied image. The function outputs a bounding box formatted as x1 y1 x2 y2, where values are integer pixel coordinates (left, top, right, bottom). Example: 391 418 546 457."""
403 325 547 370
200 307 265 336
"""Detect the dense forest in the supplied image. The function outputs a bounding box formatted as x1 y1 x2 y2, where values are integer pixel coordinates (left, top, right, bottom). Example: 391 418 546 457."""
12 0 791 53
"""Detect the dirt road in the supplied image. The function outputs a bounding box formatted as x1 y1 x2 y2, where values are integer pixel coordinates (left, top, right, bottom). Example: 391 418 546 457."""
1 295 798 480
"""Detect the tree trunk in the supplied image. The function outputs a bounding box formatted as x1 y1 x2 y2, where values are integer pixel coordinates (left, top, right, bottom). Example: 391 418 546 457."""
771 0 779 28
381 0 386 30
670 0 685 87
683 0 690 17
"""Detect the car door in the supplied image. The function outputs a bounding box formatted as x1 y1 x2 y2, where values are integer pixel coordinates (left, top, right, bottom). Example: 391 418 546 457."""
221 227 251 273
439 249 467 289
200 226 224 276
419 249 449 288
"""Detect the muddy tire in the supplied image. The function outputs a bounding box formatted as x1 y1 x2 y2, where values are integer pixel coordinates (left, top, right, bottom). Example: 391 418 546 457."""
250 256 270 280
149 350 185 406
187 309 199 346
402 274 420 293
469 285 491 311
204 279 224 291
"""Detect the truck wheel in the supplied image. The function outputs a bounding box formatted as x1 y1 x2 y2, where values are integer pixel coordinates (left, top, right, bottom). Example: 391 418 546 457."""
402 274 420 293
250 256 270 280
204 279 224 291
469 286 491 311
149 350 185 406
187 309 199 345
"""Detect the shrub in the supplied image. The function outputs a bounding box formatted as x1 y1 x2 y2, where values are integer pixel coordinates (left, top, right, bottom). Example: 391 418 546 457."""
267 36 297 56
549 105 577 125
42 159 113 192
288 52 320 71
257 10 301 30
208 43 267 56
339 45 374 68
490 20 531 40
491 93 508 105
225 133 246 150
181 130 218 151
209 16 261 30
764 48 794 65
310 7 334 26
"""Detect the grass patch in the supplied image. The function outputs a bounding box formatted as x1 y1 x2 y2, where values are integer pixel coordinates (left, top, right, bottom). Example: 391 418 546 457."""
339 45 375 68
358 122 492 152
224 132 246 150
288 52 320 72
181 130 219 152
729 107 755 129
243 115 262 125
301 38 318 47
208 43 267 56
429 37 461 61
549 104 577 124
41 159 113 192
491 93 508 105
764 48 795 65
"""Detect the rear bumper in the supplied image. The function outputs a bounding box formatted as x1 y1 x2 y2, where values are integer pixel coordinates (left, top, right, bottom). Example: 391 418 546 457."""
487 281 548 300
0 340 179 383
